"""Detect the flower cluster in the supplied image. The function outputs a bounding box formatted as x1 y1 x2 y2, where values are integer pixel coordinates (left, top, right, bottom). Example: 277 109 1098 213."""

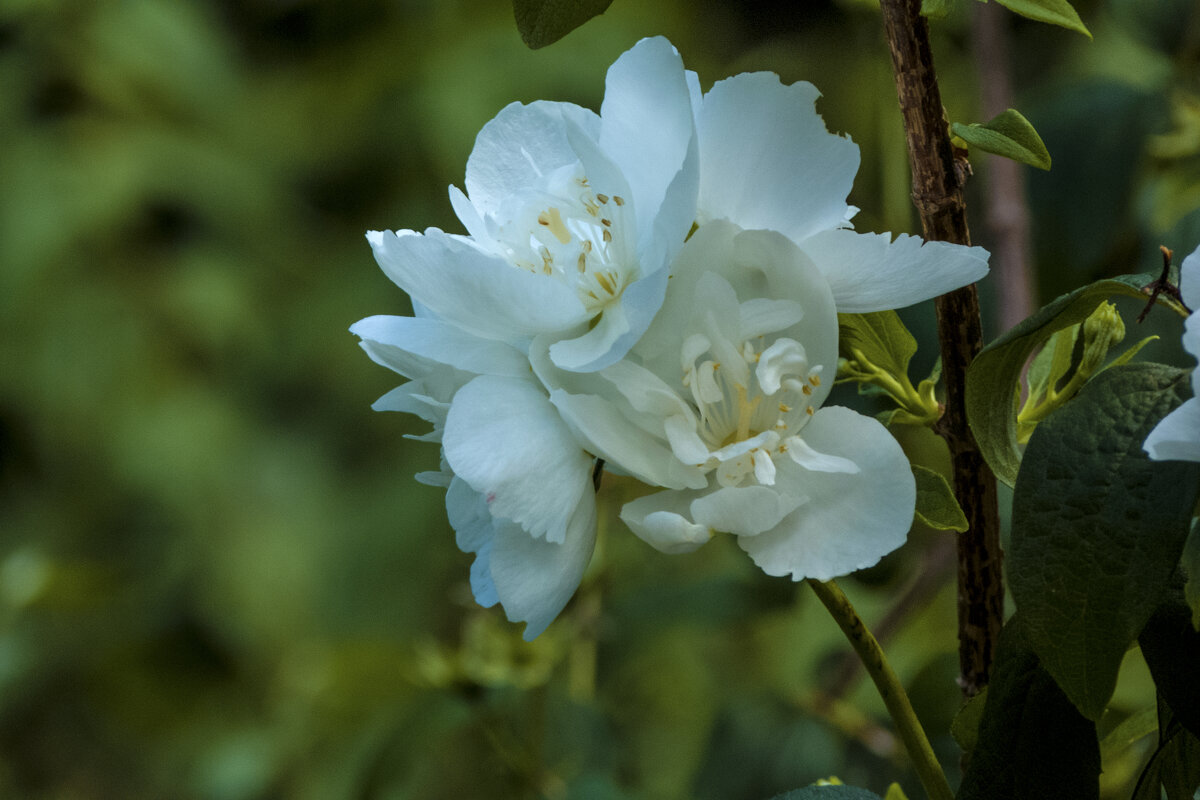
352 38 989 639
1144 244 1200 462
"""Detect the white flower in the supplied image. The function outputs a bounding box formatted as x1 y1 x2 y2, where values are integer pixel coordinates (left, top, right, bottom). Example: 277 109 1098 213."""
689 70 990 310
534 221 917 580
368 37 698 373
351 314 597 639
1144 245 1200 462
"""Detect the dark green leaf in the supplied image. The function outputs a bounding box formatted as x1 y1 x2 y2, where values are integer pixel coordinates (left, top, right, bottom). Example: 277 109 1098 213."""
512 0 613 49
951 109 1052 170
1139 597 1200 738
958 619 1100 800
921 0 957 18
965 274 1162 487
768 787 883 800
950 686 988 754
912 465 969 532
993 0 1092 38
1010 363 1200 720
1131 705 1200 800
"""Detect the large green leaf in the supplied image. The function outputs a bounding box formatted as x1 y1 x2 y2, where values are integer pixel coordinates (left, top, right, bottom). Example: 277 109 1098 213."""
1009 363 1200 720
952 109 1052 170
992 0 1092 38
512 0 613 49
958 619 1100 800
965 274 1160 487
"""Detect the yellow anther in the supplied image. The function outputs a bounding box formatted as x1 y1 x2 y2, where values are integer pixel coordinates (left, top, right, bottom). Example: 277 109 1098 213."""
596 193 609 204
613 196 626 206
802 384 812 396
809 374 822 387
779 403 791 413
602 229 612 243
537 207 572 244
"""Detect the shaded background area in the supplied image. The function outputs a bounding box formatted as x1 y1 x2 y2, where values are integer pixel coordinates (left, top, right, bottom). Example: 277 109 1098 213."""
0 0 1197 797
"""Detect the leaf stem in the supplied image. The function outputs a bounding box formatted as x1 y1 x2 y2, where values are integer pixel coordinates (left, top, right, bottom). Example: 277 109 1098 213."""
808 579 954 800
878 0 1004 697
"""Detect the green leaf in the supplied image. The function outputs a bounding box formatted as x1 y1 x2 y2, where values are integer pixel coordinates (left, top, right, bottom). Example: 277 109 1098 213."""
1009 363 1200 720
511 0 613 49
951 109 1053 170
965 273 1161 487
1098 706 1159 764
921 0 957 17
1139 597 1200 739
950 686 989 753
992 0 1092 38
768 787 883 800
1131 704 1200 800
837 311 917 379
958 619 1100 800
912 465 969 532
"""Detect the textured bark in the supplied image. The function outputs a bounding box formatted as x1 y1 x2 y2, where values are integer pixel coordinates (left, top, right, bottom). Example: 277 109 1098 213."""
879 0 1004 697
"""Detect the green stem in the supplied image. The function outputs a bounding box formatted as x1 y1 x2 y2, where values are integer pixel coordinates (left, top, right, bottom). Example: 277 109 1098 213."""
808 579 954 800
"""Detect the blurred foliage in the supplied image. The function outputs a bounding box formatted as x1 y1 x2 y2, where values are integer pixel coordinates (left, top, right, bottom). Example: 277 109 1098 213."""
0 0 1196 798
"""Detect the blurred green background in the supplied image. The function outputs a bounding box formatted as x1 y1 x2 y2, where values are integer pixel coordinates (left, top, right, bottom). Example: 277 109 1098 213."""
1 0 1197 797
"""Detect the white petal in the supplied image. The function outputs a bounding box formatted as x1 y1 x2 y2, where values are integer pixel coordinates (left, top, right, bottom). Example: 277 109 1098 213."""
739 407 915 581
447 477 598 640
1144 397 1200 462
464 100 601 217
367 229 588 341
489 490 597 640
549 390 706 490
785 437 862 474
690 485 806 537
620 490 712 554
1180 245 1200 311
446 477 500 608
799 229 989 313
350 315 530 378
696 72 859 243
443 376 592 543
600 37 696 241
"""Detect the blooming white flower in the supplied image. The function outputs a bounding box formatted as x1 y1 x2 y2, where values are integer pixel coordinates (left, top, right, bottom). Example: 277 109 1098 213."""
368 36 698 373
1144 245 1200 462
534 221 918 580
351 314 597 639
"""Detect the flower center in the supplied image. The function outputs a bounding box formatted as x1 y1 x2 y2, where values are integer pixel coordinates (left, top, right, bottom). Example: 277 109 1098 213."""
497 168 636 314
681 331 823 487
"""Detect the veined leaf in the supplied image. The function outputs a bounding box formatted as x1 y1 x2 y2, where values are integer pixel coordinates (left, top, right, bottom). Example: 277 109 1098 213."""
512 0 613 49
838 311 917 380
1010 363 1200 720
912 464 968 532
993 0 1092 38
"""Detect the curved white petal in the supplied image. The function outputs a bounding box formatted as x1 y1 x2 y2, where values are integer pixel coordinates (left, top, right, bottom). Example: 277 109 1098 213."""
367 229 587 341
549 390 706 490
1180 245 1200 312
739 407 915 581
600 36 696 240
443 376 592 544
464 100 601 217
620 489 712 554
350 315 530 379
447 477 597 640
696 72 859 243
690 485 807 537
489 489 597 640
798 229 990 312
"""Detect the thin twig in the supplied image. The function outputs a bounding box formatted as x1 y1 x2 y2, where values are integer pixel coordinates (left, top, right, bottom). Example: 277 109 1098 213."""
878 0 1004 698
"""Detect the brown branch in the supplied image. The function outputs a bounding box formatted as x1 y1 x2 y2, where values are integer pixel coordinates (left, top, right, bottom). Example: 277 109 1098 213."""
878 0 1004 698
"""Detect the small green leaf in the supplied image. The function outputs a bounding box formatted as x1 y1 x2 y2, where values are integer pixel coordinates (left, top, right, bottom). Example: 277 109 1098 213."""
958 619 1100 800
966 273 1165 487
1098 706 1159 764
838 311 917 380
1010 363 1200 720
951 109 1053 170
912 465 969 532
512 0 613 49
767 787 883 800
921 0 957 18
993 0 1092 38
951 686 989 753
882 785 909 800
